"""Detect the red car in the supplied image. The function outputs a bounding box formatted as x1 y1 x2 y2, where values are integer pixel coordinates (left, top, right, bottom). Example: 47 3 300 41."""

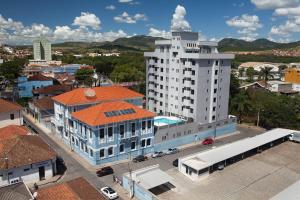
202 138 214 145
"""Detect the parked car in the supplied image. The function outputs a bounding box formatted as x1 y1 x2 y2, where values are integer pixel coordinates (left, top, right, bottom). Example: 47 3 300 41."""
96 166 114 177
202 138 214 145
132 155 147 162
101 187 118 199
173 159 179 167
151 151 165 158
218 163 224 170
166 148 179 155
56 156 67 174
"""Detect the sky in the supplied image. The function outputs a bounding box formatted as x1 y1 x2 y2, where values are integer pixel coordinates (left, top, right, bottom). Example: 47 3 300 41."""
1 0 300 45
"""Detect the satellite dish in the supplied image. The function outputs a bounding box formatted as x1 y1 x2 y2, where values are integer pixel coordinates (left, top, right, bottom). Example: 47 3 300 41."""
84 88 96 98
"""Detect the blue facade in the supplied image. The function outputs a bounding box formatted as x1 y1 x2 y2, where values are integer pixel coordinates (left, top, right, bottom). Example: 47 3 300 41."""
18 76 53 98
61 117 154 165
154 123 236 151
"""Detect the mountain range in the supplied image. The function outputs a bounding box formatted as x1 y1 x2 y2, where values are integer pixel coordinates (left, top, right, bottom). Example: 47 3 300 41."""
32 36 300 53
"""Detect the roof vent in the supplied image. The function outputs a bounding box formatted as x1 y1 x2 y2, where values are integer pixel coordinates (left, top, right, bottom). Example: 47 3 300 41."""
84 88 96 98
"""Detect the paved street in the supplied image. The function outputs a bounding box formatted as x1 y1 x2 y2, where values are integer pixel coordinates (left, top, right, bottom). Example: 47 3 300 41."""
23 113 265 200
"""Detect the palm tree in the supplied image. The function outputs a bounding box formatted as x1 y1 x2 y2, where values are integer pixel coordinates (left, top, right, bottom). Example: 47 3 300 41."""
230 93 252 123
260 67 273 88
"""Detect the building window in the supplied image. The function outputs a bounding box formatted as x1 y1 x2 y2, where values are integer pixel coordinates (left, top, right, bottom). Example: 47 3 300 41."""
120 144 124 153
160 76 163 81
191 90 194 95
120 124 125 138
212 115 216 120
160 85 163 89
161 59 164 64
89 131 92 139
215 70 218 75
131 123 136 136
162 136 167 141
147 120 151 129
213 106 216 111
190 109 193 113
131 141 136 150
24 168 30 172
75 139 79 147
147 138 151 146
191 60 195 65
85 145 88 153
10 114 14 120
108 147 114 156
142 121 146 130
80 142 83 150
90 149 94 157
99 129 104 139
108 127 113 138
100 149 105 158
160 68 163 72
213 97 216 102
141 139 146 147
214 79 217 84
65 131 68 137
214 88 217 93
191 80 195 85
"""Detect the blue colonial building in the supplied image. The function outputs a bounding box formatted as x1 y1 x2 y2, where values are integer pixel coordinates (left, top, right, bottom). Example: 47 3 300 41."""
18 74 53 98
69 101 155 165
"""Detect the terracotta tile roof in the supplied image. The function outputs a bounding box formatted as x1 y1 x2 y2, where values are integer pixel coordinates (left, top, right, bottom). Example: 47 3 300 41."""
32 84 72 96
33 97 54 110
0 135 57 170
52 86 144 106
0 125 28 140
28 74 53 81
37 177 105 200
0 99 22 113
72 101 155 126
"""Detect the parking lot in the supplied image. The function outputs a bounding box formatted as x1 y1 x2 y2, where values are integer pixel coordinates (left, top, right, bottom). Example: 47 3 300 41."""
156 141 300 200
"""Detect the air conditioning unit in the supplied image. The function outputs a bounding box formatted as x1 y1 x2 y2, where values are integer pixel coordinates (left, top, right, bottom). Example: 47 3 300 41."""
10 178 20 184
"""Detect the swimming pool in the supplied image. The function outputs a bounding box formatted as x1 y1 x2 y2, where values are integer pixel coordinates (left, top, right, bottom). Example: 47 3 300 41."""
154 116 183 126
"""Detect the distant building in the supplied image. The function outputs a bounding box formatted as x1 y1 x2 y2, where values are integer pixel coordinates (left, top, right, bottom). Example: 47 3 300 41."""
33 37 52 61
0 99 22 128
0 135 57 186
144 31 234 123
17 74 53 98
32 84 72 99
285 67 300 84
36 177 105 200
0 59 3 64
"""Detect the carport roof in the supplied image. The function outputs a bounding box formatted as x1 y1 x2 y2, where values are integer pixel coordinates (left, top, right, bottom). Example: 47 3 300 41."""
269 180 300 200
129 165 173 190
181 128 298 171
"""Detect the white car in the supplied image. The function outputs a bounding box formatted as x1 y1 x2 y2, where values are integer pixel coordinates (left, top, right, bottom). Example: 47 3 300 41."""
101 187 118 199
151 151 165 158
165 148 179 155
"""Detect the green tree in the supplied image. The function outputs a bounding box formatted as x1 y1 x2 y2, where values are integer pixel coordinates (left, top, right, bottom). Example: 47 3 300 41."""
75 68 94 87
260 67 273 87
230 92 252 123
230 72 240 98
238 67 244 77
0 58 26 84
246 67 255 82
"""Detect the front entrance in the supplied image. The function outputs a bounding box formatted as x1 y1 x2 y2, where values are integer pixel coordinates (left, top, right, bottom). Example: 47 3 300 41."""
39 166 45 181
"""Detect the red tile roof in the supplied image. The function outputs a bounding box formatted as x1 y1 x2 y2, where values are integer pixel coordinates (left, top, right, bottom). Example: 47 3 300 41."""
0 125 28 140
0 99 22 113
37 177 105 200
0 135 57 170
33 97 54 110
28 74 53 81
52 86 144 106
72 101 155 126
32 84 72 95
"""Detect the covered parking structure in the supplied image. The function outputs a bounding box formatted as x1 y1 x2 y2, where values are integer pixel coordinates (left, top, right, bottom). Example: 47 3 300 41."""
178 128 298 181
123 164 174 200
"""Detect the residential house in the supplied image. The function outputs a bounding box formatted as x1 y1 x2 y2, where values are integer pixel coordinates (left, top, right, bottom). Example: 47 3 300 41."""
0 125 29 140
0 99 22 128
51 86 144 140
0 135 57 186
36 177 105 200
18 74 53 98
32 84 72 99
28 97 54 129
70 101 155 165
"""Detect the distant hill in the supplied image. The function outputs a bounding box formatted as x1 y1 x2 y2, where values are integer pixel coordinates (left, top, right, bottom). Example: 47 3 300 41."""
218 38 300 52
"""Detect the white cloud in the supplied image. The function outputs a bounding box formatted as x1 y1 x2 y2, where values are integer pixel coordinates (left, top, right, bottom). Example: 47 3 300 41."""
118 0 132 2
73 12 101 30
226 14 262 41
148 27 171 38
251 0 300 9
269 19 300 37
0 14 128 45
118 0 139 5
114 12 147 24
171 5 191 31
274 6 300 16
105 5 116 10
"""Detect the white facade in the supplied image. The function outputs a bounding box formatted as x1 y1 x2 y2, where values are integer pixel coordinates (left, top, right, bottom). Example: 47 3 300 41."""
0 110 23 128
33 37 52 61
0 159 56 187
144 32 234 123
292 83 300 91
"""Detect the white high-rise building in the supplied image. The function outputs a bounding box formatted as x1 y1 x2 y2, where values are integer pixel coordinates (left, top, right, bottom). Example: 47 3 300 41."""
33 37 52 61
144 31 234 124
